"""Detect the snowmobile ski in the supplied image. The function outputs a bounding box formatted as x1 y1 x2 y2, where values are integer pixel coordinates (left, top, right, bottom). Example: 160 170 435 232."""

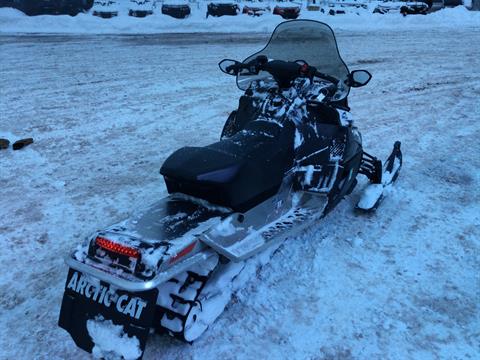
356 141 403 212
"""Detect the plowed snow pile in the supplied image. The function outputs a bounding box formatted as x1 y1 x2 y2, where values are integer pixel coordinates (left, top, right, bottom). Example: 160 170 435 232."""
0 6 479 34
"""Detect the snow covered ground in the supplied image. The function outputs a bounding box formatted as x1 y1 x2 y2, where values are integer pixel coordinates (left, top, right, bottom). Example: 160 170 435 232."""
0 28 479 359
1 5 479 34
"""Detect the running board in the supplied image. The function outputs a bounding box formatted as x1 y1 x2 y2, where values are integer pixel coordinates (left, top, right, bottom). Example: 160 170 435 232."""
200 192 328 262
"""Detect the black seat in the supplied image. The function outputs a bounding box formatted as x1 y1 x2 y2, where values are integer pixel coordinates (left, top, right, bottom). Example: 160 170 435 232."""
160 120 294 212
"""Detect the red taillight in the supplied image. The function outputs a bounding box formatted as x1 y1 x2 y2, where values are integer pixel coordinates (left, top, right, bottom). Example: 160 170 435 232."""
95 237 140 259
169 241 196 264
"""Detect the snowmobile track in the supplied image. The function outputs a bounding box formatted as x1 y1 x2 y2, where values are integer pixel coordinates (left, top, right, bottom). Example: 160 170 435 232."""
155 265 217 341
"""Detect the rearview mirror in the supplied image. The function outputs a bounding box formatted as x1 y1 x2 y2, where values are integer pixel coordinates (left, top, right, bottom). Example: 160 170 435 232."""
346 70 372 87
219 59 242 76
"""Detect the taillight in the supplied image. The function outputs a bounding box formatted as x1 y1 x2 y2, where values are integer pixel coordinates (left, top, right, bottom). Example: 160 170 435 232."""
95 236 140 259
169 241 196 264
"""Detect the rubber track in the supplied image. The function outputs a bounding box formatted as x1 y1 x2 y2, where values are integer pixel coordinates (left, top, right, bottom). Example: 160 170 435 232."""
154 270 213 342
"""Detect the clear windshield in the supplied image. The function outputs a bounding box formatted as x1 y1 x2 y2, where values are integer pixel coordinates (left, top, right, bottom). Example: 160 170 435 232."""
237 20 350 100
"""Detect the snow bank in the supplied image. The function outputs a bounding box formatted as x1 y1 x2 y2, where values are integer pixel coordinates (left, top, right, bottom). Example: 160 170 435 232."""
0 6 478 34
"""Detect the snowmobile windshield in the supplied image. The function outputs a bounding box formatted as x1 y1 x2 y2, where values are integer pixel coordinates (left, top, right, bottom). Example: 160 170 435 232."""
237 20 350 101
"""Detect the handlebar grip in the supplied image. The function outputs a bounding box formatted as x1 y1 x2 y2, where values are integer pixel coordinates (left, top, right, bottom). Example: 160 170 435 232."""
226 62 253 75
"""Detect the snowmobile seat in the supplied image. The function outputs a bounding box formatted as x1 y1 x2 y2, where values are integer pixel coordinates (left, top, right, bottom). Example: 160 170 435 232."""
160 120 294 212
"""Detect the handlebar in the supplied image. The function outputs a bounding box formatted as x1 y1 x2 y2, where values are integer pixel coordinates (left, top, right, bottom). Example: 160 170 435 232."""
234 56 339 89
225 55 268 75
313 71 339 86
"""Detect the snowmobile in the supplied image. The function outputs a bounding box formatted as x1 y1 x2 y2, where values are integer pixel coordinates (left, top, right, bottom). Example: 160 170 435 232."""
58 20 402 359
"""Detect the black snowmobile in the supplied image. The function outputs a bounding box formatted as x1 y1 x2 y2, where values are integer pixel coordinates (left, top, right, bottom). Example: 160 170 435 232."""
59 20 402 359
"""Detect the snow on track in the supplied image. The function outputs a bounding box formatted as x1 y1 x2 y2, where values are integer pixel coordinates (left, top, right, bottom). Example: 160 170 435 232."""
0 29 479 359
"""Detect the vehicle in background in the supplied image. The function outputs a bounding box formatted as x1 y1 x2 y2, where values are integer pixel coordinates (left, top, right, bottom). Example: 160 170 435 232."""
273 3 301 18
92 0 119 18
243 4 271 16
206 2 240 17
321 1 368 15
400 1 429 15
161 3 191 18
373 1 402 13
373 0 442 14
2 0 93 16
128 0 154 17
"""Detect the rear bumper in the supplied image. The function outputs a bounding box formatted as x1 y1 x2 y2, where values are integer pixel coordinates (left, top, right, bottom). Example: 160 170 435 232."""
65 249 216 292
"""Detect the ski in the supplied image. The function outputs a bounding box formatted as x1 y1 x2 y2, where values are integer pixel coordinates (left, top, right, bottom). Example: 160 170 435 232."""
356 141 403 212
